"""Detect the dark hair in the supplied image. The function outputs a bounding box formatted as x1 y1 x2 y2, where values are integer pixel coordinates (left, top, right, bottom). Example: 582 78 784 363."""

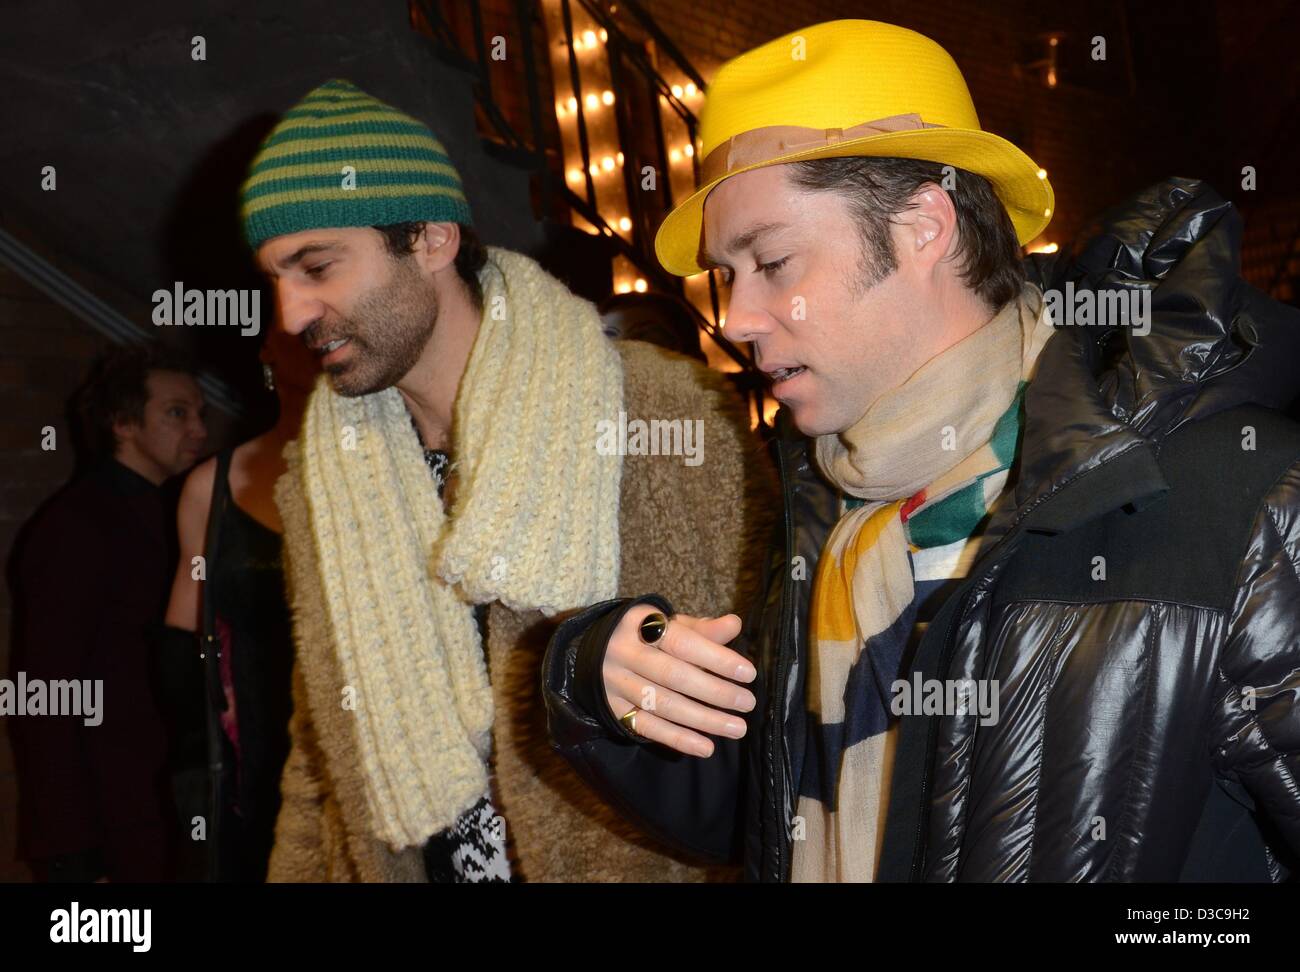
373 221 487 310
786 156 1025 311
598 290 707 363
75 344 197 458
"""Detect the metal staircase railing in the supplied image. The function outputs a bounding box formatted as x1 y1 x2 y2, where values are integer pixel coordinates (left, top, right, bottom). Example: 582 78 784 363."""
0 227 244 419
413 0 765 418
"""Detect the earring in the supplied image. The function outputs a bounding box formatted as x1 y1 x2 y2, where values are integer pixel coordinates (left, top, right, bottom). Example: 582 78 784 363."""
262 363 276 391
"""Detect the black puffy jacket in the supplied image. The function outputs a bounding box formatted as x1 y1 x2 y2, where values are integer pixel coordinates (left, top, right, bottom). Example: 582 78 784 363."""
543 178 1300 882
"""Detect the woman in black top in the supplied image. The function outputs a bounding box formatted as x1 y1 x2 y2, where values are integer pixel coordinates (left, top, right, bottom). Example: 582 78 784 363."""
157 327 318 881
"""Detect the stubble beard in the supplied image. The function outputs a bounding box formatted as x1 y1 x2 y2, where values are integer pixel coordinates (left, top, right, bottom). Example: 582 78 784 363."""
323 258 440 398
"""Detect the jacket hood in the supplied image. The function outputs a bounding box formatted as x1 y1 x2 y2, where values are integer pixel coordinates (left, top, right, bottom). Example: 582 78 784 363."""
1013 177 1300 524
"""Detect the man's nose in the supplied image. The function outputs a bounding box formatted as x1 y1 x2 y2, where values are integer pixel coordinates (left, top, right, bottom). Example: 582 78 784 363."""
276 282 321 337
720 288 772 345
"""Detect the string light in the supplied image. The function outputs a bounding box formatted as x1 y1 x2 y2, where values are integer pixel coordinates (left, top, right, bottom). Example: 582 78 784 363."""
671 84 683 98
585 93 599 110
601 90 614 105
602 155 615 171
618 217 631 231
634 278 647 292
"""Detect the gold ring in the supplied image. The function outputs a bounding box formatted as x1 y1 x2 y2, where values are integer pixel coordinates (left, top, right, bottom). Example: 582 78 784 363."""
619 706 639 735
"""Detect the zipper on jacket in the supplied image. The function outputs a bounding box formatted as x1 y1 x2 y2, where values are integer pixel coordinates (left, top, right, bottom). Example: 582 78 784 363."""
909 584 970 880
906 507 1047 878
771 437 798 882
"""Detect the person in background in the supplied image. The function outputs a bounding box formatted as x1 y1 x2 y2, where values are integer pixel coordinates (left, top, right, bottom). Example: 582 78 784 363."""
10 344 207 882
154 325 318 881
598 290 708 363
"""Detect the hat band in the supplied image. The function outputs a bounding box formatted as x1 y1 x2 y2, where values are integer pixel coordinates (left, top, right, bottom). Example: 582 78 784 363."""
699 112 944 186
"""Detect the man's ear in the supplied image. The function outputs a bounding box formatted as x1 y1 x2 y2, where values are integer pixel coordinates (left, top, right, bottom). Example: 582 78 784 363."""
413 221 462 275
110 412 137 450
897 182 959 273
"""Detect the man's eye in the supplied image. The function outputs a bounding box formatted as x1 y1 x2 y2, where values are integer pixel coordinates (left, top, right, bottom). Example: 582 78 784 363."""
305 263 330 278
169 408 185 418
757 256 789 276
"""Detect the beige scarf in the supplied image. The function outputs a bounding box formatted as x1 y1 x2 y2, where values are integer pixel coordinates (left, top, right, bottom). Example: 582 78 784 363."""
291 246 623 850
793 283 1054 882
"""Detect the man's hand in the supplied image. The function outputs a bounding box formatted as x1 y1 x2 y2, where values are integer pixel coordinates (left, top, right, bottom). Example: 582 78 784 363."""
604 605 756 757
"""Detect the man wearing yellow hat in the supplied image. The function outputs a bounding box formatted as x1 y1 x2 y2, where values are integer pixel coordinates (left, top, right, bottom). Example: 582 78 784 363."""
545 20 1300 881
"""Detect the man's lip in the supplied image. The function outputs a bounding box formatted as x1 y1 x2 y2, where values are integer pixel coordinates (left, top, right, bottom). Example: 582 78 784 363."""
769 365 808 398
309 337 349 353
319 338 353 367
762 364 807 379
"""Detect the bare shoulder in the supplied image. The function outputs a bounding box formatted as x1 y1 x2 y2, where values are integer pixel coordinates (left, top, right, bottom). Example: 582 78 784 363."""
178 454 219 528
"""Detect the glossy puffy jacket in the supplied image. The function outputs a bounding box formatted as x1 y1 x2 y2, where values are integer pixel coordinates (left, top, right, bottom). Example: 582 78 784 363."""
543 178 1300 881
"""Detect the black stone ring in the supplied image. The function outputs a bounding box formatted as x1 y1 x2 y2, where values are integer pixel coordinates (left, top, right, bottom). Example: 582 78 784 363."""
638 611 668 646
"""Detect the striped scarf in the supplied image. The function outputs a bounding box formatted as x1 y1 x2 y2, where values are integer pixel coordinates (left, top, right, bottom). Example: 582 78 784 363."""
792 284 1054 882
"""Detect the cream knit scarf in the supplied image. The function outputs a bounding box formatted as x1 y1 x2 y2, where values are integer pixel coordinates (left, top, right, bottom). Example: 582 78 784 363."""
794 283 1053 882
294 246 623 850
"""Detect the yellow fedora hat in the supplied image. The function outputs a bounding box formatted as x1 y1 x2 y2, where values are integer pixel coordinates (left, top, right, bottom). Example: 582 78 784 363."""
655 20 1054 277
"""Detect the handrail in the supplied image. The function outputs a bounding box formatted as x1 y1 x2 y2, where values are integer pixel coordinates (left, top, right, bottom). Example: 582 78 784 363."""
0 227 245 418
413 0 756 384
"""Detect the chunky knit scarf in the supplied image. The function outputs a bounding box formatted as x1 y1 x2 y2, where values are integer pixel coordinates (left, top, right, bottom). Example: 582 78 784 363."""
293 246 623 851
793 284 1054 882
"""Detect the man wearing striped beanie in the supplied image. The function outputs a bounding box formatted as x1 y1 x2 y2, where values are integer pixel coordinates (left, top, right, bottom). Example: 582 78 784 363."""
239 79 773 883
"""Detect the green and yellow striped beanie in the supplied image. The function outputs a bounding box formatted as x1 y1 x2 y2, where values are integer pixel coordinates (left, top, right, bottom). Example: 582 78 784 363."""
240 79 472 251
